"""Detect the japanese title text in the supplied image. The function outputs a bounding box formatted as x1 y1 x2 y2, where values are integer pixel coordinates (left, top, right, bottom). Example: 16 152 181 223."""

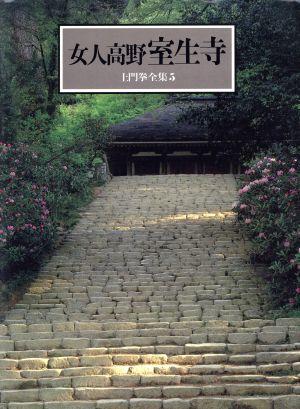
69 36 226 66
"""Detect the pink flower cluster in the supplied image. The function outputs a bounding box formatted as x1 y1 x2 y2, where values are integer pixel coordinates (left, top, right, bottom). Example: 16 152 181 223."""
0 142 52 247
238 177 270 195
235 149 299 308
23 224 37 230
239 185 251 194
0 142 12 154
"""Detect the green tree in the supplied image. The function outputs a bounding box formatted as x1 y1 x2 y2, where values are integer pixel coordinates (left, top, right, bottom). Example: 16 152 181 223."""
122 0 210 23
179 0 300 159
0 0 128 124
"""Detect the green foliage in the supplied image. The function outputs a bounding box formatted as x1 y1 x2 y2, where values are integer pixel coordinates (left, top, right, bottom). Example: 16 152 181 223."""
178 0 300 158
284 309 300 318
0 140 93 279
181 63 299 159
44 94 165 166
0 0 129 127
75 94 166 126
0 92 164 281
0 143 54 278
234 145 300 307
0 0 166 145
122 0 181 23
0 0 166 296
122 0 210 24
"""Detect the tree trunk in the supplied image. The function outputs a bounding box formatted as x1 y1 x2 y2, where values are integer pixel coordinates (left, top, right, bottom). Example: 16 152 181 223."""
45 0 69 116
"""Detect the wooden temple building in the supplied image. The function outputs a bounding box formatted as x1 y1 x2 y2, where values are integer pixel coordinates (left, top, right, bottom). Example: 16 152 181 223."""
107 97 241 176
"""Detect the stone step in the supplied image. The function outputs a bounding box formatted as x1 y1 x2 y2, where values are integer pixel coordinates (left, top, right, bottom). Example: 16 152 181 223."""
5 319 299 332
6 320 291 334
5 329 294 344
2 351 300 366
0 355 300 378
0 366 299 385
3 343 300 358
1 386 300 403
3 395 294 409
6 328 265 340
1 175 297 406
2 325 299 348
3 342 299 360
4 333 299 351
0 396 298 409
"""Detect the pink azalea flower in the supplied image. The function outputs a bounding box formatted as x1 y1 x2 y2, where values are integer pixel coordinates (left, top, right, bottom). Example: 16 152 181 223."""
245 218 252 224
258 232 266 239
7 225 14 231
289 168 296 173
277 170 284 176
9 171 16 177
283 240 290 248
296 288 300 294
240 204 247 209
239 185 250 194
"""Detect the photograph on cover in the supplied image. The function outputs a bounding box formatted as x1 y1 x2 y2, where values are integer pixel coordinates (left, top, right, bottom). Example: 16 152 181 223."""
0 0 299 407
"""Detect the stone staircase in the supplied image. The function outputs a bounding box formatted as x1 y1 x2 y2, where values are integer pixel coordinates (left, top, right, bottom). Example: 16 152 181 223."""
0 175 299 409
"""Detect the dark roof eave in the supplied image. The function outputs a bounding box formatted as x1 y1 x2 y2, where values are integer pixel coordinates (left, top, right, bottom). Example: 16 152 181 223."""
109 140 218 145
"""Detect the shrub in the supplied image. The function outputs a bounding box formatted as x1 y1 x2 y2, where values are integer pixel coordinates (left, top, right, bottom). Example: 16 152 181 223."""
0 141 93 279
33 156 91 228
0 142 54 277
234 145 300 307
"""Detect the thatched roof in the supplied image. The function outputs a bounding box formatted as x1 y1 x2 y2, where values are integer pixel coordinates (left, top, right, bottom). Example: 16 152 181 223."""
110 97 215 143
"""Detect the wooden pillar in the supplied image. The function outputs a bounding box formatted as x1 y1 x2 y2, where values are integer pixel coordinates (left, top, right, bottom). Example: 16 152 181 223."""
126 160 131 176
159 161 163 175
237 162 241 175
131 161 135 175
162 154 167 175
194 160 198 174
229 161 233 174
167 161 170 174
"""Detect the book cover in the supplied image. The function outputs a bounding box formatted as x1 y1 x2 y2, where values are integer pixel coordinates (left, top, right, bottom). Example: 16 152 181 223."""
0 0 299 407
